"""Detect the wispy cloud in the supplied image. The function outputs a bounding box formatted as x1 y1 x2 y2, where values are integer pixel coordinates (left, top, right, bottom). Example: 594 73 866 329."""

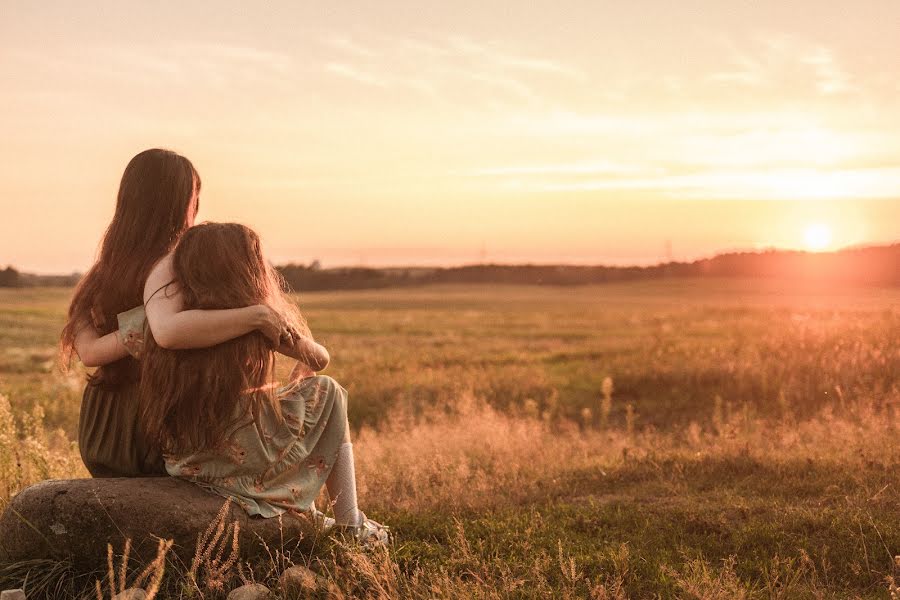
800 46 851 95
499 109 835 140
7 41 295 89
464 72 537 102
490 167 900 201
708 34 855 96
465 160 656 177
493 55 588 81
445 35 588 82
323 36 378 58
174 42 293 71
474 105 899 201
708 59 766 86
324 62 388 87
317 32 587 106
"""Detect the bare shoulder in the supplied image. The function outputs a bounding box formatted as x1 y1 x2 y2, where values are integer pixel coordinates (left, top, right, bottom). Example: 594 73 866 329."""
143 252 178 304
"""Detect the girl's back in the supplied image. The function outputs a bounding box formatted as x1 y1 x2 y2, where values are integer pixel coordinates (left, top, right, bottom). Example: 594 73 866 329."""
165 375 350 517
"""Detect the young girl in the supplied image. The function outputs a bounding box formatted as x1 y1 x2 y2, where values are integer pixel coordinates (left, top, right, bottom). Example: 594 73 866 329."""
60 149 297 477
139 222 388 546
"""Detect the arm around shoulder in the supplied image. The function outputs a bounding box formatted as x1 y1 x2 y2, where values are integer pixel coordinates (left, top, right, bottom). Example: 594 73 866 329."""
143 253 284 350
142 254 183 349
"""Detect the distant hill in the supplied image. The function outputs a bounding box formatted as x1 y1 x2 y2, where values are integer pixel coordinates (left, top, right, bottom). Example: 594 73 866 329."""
3 244 898 290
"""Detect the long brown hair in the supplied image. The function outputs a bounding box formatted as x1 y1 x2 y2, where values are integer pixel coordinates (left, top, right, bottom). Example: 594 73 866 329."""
60 148 200 386
140 222 307 457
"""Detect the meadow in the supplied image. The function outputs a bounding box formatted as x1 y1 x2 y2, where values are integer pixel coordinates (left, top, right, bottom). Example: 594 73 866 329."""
1 279 899 598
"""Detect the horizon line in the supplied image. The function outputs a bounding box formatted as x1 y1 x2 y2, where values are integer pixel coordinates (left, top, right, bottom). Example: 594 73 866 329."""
11 240 898 278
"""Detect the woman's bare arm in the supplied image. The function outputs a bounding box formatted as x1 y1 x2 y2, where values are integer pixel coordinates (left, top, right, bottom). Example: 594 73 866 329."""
277 335 330 371
143 254 285 349
289 359 316 381
73 321 130 367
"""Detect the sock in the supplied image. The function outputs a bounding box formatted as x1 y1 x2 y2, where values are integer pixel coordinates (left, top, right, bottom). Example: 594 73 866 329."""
326 442 362 527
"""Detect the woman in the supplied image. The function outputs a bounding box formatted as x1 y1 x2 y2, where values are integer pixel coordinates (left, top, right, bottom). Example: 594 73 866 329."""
60 149 298 477
140 223 388 546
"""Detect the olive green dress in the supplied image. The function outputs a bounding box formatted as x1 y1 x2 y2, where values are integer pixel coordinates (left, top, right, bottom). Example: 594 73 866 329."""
78 380 166 477
77 306 165 478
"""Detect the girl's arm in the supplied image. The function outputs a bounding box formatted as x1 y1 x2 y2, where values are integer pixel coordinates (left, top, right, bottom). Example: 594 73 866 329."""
73 321 130 367
144 254 287 349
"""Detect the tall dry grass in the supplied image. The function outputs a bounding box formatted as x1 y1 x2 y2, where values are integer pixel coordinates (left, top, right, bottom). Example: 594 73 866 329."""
0 393 86 506
353 383 900 513
1 282 899 597
1 383 900 598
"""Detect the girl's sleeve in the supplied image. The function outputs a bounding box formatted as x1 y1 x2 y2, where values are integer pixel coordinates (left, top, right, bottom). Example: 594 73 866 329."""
116 305 147 359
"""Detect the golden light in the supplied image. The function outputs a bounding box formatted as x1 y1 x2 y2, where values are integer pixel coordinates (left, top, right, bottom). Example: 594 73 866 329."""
803 223 833 251
761 170 846 200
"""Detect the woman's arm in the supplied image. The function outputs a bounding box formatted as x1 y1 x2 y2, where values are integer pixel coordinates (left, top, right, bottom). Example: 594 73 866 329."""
289 359 316 381
278 335 330 371
143 254 286 349
73 321 130 367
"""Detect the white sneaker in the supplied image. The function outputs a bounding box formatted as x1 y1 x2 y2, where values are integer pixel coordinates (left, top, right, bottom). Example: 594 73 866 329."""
337 511 390 548
310 508 336 534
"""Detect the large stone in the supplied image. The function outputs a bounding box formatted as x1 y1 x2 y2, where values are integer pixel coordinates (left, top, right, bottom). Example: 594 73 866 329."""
0 590 26 600
112 589 147 600
226 583 272 600
279 565 322 594
0 478 319 571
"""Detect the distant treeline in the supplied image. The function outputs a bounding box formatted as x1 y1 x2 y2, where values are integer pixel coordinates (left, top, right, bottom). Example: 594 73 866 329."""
0 267 81 288
278 244 900 291
3 244 898 290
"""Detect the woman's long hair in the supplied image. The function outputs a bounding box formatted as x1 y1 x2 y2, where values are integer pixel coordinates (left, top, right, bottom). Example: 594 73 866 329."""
140 222 307 458
60 148 200 386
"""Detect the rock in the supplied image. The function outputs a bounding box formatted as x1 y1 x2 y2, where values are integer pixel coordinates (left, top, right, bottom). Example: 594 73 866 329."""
0 478 318 572
226 583 272 600
279 564 321 593
0 589 26 600
112 589 147 600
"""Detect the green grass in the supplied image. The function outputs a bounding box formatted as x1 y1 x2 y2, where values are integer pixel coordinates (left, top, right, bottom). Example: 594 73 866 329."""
1 279 899 598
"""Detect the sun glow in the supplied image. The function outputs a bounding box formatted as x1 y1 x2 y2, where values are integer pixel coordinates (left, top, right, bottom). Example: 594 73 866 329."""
803 223 833 251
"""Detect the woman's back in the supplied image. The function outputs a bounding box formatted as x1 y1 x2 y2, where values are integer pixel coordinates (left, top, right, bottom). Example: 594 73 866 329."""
63 149 199 477
61 148 200 389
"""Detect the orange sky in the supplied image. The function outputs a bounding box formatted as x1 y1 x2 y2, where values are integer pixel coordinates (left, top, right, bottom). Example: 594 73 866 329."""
1 1 898 272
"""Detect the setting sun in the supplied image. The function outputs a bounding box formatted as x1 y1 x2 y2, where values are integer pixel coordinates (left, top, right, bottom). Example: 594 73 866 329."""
804 223 833 251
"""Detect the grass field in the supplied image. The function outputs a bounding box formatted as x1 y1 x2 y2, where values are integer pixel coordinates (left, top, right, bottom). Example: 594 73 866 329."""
1 279 899 598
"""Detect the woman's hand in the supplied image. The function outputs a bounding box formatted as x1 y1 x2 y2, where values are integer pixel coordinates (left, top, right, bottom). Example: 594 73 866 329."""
252 304 302 348
277 334 330 371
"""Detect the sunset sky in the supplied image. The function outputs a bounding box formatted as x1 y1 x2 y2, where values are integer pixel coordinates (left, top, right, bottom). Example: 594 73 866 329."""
1 1 899 272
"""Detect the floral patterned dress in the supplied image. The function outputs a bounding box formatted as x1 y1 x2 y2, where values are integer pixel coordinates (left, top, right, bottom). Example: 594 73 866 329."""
165 375 349 517
116 306 349 517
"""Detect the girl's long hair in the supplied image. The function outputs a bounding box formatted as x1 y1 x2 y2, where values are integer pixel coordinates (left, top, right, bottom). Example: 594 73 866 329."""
60 148 200 386
139 222 307 458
